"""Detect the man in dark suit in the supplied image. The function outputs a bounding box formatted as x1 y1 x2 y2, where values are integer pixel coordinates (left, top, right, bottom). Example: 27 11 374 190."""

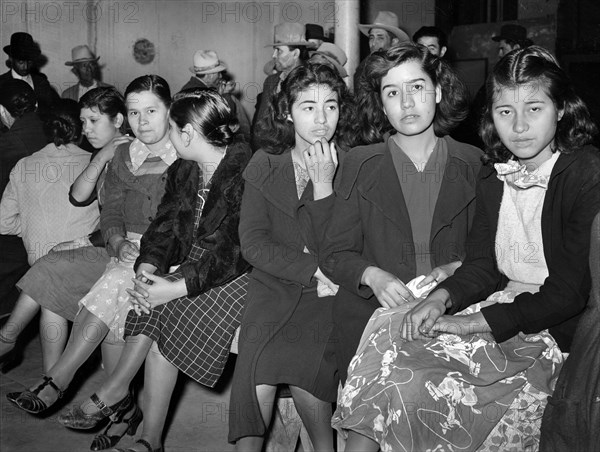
0 79 49 314
0 32 59 118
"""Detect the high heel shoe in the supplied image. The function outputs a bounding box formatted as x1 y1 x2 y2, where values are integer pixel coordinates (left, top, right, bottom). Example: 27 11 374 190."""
112 439 164 452
0 332 22 373
59 392 133 430
10 375 64 414
90 401 143 451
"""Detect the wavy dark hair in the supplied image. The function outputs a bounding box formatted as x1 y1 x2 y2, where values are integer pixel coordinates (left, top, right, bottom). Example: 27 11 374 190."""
355 42 469 145
124 74 171 108
254 63 357 153
44 99 82 146
170 88 238 148
0 79 37 118
480 46 598 164
79 86 126 132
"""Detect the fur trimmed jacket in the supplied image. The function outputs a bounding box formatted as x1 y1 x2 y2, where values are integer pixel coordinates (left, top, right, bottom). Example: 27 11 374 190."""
134 138 252 297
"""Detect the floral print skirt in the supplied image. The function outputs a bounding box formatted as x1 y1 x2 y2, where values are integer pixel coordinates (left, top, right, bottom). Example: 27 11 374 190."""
332 289 565 452
78 236 141 343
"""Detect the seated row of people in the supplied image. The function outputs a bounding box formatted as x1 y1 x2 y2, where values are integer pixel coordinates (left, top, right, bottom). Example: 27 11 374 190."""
0 42 598 452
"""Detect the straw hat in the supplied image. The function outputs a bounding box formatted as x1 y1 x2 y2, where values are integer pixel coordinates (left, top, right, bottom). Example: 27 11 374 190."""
65 45 100 65
358 11 410 42
267 22 312 47
189 50 226 75
310 43 348 77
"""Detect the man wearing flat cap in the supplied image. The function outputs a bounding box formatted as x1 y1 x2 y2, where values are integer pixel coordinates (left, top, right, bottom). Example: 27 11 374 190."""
61 45 111 101
252 22 311 147
182 50 250 138
493 24 533 58
0 32 59 116
358 11 410 54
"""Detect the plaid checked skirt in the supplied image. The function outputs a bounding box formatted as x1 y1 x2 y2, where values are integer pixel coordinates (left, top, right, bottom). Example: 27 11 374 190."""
124 186 248 387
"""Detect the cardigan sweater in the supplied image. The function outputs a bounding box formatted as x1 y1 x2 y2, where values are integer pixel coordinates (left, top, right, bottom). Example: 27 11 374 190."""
100 142 170 255
439 146 600 351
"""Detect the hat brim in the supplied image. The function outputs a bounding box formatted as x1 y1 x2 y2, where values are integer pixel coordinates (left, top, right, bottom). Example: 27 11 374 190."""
358 24 410 43
491 35 504 42
189 63 226 75
310 53 347 78
65 56 100 66
3 45 41 60
265 42 314 48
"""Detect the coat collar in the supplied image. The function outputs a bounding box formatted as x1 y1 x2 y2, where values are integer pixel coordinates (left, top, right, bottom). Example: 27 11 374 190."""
244 150 309 218
180 139 250 237
355 138 479 235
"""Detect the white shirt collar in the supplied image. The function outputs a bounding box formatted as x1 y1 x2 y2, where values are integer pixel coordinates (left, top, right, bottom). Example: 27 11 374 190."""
129 138 176 173
11 69 34 89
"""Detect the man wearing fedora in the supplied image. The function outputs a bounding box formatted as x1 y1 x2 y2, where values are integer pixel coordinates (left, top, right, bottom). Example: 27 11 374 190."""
358 11 410 54
252 22 311 147
182 50 250 137
492 24 533 58
0 32 59 116
306 23 327 49
61 45 111 101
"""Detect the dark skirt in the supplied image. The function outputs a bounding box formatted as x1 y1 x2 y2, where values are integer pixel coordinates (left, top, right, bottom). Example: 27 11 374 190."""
124 272 248 387
17 246 110 320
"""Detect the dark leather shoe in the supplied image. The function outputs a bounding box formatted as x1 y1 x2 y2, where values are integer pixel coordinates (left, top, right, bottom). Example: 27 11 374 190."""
90 402 142 450
59 392 132 430
12 375 64 414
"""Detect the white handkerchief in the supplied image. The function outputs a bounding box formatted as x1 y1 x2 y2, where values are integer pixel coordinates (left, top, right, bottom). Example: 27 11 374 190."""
406 275 438 299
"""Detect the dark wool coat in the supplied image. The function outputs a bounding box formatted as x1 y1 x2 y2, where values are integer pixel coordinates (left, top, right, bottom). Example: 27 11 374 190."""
440 146 600 352
135 139 251 297
228 148 337 443
312 136 483 382
0 70 60 115
540 211 600 452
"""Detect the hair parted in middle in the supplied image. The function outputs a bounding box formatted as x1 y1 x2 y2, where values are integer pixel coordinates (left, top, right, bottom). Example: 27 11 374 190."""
254 63 357 153
480 45 598 164
354 42 470 145
170 88 239 148
124 74 172 108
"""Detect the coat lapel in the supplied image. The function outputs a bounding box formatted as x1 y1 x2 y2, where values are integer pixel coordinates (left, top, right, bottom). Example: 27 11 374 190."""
360 146 412 231
260 152 301 219
430 156 477 241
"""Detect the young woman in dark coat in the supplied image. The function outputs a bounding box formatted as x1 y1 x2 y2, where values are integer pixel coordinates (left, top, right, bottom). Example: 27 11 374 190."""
229 64 357 451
